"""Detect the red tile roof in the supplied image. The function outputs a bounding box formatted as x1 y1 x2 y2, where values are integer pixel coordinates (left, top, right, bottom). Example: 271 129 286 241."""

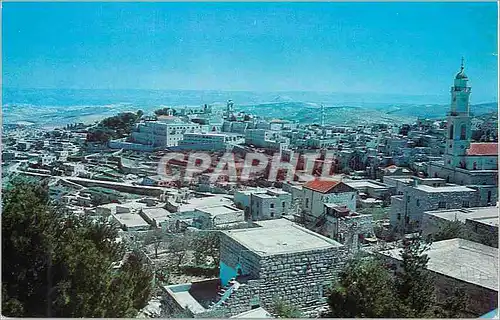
303 179 341 193
466 143 498 156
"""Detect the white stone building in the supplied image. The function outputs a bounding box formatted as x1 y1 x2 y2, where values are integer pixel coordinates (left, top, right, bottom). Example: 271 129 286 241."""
302 179 357 219
244 129 289 151
131 117 201 148
234 188 292 220
422 205 499 247
178 132 244 150
389 177 480 233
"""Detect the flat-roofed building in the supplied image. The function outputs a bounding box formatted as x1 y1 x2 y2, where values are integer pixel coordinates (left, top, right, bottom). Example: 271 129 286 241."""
193 205 245 229
216 220 347 315
178 132 244 151
389 179 479 233
379 238 498 316
234 188 292 221
161 219 347 317
131 117 201 148
344 179 393 199
422 206 499 247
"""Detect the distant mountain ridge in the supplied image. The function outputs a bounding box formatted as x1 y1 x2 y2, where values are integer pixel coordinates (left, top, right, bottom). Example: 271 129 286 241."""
2 88 497 127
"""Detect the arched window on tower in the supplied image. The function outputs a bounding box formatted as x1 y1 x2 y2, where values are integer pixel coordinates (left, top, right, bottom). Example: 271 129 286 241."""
449 124 454 140
460 124 467 140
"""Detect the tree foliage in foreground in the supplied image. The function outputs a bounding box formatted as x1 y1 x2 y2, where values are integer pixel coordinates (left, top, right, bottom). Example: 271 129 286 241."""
328 257 399 318
2 178 153 317
327 238 469 318
271 298 304 318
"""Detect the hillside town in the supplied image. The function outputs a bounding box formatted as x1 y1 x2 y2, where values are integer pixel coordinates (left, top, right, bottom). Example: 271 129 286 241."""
2 63 499 318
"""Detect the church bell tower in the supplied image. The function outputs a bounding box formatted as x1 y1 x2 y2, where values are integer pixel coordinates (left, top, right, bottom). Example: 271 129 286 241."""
444 58 472 168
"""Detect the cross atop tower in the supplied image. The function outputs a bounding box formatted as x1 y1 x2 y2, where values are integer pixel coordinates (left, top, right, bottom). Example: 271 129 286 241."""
461 56 465 72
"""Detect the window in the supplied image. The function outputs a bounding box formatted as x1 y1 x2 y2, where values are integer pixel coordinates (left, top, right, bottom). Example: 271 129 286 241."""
305 198 309 207
397 213 401 220
416 199 420 207
438 201 446 209
460 124 467 140
270 203 274 209
462 201 469 208
488 191 492 203
282 201 286 208
270 212 274 218
449 124 454 139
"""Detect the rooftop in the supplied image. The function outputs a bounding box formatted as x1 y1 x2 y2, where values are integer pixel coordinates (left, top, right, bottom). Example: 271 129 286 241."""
345 180 390 190
196 205 241 216
379 238 498 291
230 307 274 318
141 207 171 221
111 212 150 228
223 220 342 256
425 206 499 227
173 195 234 212
303 179 341 193
466 143 498 156
414 184 475 193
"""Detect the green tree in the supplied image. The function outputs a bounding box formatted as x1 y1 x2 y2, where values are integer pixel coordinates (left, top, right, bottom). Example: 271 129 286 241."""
327 257 399 318
154 107 177 116
430 220 464 242
144 228 166 259
433 286 470 318
191 231 220 267
395 238 436 317
430 220 498 248
86 112 141 143
2 178 153 317
271 298 304 318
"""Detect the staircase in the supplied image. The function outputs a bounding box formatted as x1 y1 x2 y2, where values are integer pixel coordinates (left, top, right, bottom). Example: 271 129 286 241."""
208 278 240 310
308 213 327 230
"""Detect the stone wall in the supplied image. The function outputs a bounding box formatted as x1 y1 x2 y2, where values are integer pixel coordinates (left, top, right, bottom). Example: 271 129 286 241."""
336 214 374 246
434 272 498 316
257 247 348 309
217 242 348 317
219 232 262 282
160 285 195 317
427 162 498 186
212 279 265 316
379 253 498 317
218 229 350 317
390 187 478 232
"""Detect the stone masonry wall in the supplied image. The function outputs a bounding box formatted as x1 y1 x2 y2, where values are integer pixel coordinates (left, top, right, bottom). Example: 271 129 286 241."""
257 247 348 309
215 246 348 317
211 279 265 317
220 232 262 280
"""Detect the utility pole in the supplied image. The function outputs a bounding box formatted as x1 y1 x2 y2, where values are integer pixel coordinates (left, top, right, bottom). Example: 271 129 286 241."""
320 104 325 127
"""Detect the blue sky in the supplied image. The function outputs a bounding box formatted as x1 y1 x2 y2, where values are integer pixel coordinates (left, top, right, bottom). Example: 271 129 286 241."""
2 2 498 102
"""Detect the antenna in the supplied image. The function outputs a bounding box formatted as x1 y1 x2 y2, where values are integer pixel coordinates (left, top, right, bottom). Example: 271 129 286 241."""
320 104 325 127
461 57 465 71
